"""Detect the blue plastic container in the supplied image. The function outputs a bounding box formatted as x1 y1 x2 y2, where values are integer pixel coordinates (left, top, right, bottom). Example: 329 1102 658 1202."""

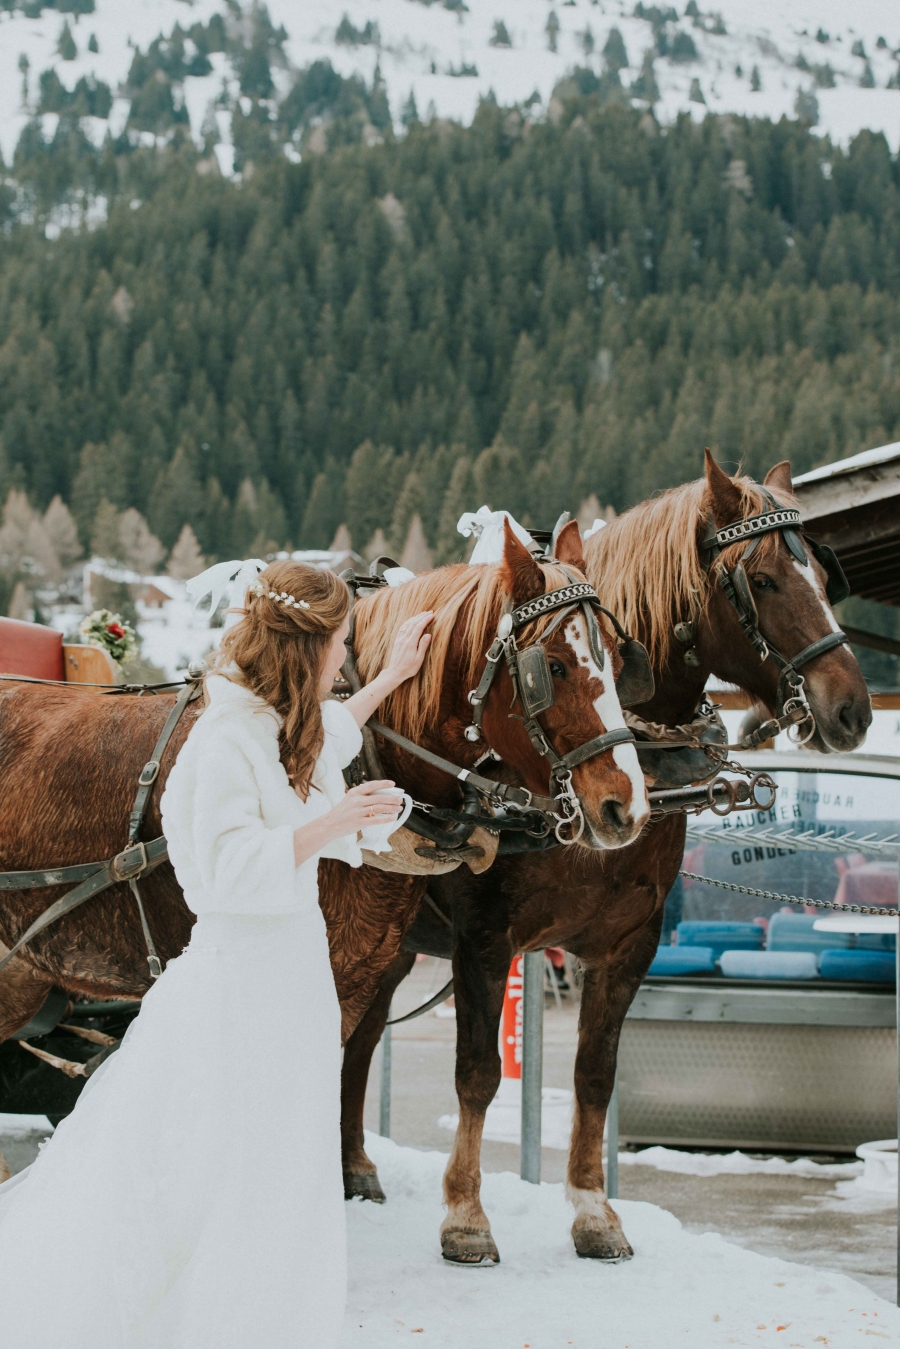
720 950 819 980
767 913 851 954
648 946 716 976
675 921 763 960
819 950 896 983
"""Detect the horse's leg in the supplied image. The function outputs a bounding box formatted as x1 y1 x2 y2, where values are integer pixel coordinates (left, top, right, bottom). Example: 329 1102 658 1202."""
0 947 55 1042
440 932 510 1265
341 949 415 1203
0 948 57 1183
567 913 663 1260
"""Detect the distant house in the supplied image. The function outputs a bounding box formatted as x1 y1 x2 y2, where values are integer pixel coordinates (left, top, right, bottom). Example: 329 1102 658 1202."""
83 560 185 611
280 548 362 574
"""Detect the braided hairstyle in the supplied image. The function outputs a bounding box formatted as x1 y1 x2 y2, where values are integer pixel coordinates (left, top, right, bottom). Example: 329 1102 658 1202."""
215 561 351 798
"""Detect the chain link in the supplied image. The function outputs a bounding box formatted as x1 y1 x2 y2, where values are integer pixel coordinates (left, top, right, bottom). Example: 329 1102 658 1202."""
679 869 899 918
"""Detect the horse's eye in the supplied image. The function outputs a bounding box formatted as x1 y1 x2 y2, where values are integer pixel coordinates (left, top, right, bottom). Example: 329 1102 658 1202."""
549 660 567 678
751 574 776 591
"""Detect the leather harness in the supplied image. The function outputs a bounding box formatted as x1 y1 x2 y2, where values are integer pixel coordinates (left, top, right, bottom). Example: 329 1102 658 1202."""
0 675 203 981
674 496 851 749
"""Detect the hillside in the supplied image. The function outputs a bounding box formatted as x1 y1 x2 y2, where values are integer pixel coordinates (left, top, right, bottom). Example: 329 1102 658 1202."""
1 3 899 679
1 0 899 191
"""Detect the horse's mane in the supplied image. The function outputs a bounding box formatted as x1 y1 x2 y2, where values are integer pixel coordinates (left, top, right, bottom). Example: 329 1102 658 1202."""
585 474 797 667
354 558 574 743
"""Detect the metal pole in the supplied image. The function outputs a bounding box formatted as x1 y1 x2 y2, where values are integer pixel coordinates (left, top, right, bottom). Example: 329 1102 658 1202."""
896 932 899 1306
606 1068 619 1201
379 1016 392 1139
521 950 544 1183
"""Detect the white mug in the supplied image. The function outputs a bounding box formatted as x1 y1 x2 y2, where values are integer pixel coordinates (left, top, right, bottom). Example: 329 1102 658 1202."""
358 788 414 855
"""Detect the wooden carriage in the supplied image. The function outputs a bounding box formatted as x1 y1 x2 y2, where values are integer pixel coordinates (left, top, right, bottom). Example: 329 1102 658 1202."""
0 616 127 1126
0 616 118 686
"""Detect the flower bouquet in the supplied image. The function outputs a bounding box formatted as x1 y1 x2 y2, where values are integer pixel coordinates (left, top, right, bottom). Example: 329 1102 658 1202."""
79 609 138 668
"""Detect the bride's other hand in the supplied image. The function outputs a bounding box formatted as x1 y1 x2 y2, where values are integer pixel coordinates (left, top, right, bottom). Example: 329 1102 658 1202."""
384 611 433 686
324 781 402 837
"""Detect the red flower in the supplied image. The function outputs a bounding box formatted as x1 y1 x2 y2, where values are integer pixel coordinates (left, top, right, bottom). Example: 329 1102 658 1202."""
106 622 125 639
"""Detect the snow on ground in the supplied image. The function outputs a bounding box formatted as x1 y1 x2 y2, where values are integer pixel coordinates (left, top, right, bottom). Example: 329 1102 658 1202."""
617 1144 864 1182
134 591 221 682
344 1133 900 1348
2 0 900 179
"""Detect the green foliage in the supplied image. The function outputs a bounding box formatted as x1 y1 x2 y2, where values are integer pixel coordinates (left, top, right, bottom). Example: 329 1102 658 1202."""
37 69 112 117
669 30 699 63
335 15 380 46
57 20 76 61
489 20 512 48
0 87 900 586
602 27 629 70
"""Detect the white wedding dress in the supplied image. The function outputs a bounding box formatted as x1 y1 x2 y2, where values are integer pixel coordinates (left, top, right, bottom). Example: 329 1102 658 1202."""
0 676 365 1349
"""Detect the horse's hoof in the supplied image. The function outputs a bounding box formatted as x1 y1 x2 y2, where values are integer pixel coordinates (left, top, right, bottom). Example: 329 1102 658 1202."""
343 1171 386 1203
573 1228 634 1261
440 1229 500 1265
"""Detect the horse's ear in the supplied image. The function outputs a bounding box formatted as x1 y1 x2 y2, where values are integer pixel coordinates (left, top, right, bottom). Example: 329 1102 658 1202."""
500 518 544 603
704 448 743 527
764 459 793 496
552 519 586 571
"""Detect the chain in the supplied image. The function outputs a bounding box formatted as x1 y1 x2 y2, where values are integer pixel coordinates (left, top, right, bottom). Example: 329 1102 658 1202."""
679 869 899 918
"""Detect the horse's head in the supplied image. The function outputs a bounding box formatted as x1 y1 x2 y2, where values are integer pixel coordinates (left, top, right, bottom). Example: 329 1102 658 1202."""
699 452 871 751
585 452 871 753
354 522 649 850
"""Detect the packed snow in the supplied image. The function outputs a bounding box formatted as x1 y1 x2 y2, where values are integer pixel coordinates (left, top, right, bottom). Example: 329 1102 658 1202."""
1 0 899 178
344 1132 900 1348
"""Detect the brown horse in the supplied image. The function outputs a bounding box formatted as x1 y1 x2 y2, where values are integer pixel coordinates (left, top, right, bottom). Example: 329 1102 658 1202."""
338 454 872 1264
0 524 648 1174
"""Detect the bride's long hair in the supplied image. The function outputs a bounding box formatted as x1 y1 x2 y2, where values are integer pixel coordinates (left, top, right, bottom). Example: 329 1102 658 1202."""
215 560 351 798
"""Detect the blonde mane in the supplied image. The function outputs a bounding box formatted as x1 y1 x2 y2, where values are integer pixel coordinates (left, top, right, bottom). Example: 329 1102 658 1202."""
354 558 575 744
585 474 797 668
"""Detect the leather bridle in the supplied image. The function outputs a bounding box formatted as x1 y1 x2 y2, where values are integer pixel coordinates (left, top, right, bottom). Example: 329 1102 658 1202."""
678 493 852 748
463 579 638 843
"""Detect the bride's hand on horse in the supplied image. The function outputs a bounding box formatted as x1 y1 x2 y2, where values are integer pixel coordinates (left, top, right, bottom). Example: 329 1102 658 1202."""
384 611 434 685
342 611 434 727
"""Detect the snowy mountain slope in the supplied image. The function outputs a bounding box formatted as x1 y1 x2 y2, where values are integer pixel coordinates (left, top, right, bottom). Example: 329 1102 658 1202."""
0 0 899 175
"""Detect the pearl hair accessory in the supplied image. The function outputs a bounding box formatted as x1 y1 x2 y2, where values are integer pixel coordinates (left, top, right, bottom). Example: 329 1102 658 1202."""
267 590 310 612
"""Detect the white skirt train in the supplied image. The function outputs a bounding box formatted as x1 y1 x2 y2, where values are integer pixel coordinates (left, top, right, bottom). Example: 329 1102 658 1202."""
0 910 346 1349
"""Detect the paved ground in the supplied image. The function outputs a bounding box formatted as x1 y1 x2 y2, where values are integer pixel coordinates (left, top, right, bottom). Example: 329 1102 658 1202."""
2 956 896 1302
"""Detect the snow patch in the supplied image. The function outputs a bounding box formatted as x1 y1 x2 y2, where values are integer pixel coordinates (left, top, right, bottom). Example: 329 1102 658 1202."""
345 1133 899 1347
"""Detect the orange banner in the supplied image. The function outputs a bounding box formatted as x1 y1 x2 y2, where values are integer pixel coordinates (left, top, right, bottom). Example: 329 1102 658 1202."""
501 954 525 1079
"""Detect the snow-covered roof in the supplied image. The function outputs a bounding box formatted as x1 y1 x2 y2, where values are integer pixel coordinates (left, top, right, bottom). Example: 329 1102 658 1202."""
792 441 900 486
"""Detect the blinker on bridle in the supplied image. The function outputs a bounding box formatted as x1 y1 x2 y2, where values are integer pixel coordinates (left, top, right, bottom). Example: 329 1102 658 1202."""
686 493 851 746
463 576 654 843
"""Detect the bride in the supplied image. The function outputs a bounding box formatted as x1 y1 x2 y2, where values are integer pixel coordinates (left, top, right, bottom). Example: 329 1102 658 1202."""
0 559 433 1349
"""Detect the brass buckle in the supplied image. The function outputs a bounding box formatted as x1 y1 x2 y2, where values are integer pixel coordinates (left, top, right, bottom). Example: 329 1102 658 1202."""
112 842 148 881
138 760 160 787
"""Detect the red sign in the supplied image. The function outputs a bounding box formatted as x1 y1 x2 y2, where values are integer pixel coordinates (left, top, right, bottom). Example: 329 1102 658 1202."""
501 954 525 1079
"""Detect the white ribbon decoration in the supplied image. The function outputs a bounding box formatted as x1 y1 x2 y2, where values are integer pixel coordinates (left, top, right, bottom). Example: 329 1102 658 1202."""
383 566 417 587
185 558 267 629
457 505 534 565
582 518 607 540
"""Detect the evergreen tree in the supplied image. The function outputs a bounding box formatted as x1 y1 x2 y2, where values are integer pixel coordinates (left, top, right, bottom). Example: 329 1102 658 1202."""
118 507 165 575
603 28 629 70
57 21 77 61
43 495 81 567
167 523 205 579
90 498 122 562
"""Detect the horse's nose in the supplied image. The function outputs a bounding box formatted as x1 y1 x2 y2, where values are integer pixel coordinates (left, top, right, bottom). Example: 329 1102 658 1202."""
600 798 632 838
836 696 871 741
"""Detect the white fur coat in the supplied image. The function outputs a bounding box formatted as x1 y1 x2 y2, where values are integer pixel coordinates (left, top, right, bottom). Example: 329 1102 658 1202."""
160 674 364 917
